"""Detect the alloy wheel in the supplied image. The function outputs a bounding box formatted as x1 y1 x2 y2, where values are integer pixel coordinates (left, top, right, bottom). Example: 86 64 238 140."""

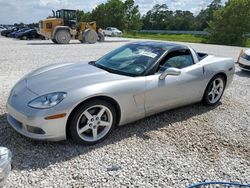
208 78 224 104
76 105 113 142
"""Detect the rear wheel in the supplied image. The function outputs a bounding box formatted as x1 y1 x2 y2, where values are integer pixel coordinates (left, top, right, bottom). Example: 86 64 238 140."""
203 75 225 106
55 30 71 44
22 36 27 40
84 29 98 44
69 100 116 145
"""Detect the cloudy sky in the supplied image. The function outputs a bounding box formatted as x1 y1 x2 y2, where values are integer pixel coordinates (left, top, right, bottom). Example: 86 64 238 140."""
0 0 227 24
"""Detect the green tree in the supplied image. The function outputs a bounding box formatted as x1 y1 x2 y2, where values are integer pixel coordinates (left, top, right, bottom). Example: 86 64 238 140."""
123 0 142 30
207 0 250 46
196 0 222 30
170 10 195 30
142 4 174 30
76 10 92 22
92 0 124 29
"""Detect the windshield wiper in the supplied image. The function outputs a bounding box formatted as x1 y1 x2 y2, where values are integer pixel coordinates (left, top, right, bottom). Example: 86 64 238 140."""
88 61 96 65
93 63 115 73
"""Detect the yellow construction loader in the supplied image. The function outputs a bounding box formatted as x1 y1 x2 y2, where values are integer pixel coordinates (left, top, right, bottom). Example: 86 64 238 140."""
38 9 105 44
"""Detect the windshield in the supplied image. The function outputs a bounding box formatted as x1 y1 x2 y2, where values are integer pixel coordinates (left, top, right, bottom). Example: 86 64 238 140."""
95 44 165 76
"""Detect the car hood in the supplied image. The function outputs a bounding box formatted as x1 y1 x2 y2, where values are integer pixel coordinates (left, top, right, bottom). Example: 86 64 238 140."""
26 62 127 94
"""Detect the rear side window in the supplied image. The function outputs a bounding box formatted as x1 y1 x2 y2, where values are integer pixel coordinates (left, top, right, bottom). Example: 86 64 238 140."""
241 53 250 61
158 49 194 72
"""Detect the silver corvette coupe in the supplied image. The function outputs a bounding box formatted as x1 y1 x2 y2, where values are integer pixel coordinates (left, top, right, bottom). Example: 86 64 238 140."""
7 42 235 145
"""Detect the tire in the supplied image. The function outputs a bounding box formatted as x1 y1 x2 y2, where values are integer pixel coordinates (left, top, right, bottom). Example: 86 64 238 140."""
52 39 58 44
98 32 105 42
84 29 98 44
202 75 226 106
69 100 117 145
22 36 27 40
55 30 71 44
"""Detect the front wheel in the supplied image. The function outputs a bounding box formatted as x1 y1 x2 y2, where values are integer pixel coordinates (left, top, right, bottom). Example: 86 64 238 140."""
203 75 225 106
69 100 116 145
55 30 71 44
22 36 27 40
84 29 98 44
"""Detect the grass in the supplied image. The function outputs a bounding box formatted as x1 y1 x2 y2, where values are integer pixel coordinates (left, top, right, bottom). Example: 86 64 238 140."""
124 32 205 43
124 32 250 47
246 39 250 47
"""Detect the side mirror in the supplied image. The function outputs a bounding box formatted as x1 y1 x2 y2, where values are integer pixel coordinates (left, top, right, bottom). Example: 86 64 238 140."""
159 67 181 80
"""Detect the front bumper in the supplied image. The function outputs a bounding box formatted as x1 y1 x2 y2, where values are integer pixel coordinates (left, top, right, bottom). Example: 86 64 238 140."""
238 57 250 71
7 104 66 141
115 32 122 37
6 80 67 141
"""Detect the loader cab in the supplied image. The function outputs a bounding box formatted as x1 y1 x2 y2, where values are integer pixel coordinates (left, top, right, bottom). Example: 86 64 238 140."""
54 9 77 28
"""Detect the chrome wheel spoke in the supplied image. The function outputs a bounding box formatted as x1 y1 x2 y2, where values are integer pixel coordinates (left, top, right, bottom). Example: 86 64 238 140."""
97 107 106 118
78 125 90 134
99 121 111 127
214 90 220 95
77 104 113 142
92 128 98 139
208 78 224 104
213 81 216 89
211 92 215 102
208 91 214 96
216 83 223 90
83 111 93 120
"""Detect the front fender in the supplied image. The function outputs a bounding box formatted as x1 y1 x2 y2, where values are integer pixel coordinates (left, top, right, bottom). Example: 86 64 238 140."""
62 78 146 126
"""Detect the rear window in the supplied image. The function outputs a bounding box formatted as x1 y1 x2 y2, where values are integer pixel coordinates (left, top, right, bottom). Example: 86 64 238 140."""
241 53 250 61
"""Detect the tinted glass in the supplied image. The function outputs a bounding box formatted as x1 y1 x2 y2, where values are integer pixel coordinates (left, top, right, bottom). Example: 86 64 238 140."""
159 50 194 72
241 53 250 61
95 44 165 76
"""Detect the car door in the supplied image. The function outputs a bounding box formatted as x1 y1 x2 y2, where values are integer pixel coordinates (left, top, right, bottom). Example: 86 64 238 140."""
145 49 205 116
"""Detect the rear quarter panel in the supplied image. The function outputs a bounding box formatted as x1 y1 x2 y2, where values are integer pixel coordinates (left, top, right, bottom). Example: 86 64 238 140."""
200 55 235 90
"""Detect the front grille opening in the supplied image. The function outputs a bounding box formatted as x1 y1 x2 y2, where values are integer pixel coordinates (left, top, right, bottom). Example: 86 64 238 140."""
26 125 45 135
8 115 22 130
239 63 250 70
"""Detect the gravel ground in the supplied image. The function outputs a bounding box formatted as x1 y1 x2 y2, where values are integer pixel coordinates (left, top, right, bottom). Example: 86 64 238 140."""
0 36 249 188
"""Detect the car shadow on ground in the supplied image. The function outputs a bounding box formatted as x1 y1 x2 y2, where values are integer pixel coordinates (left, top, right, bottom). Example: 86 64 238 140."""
102 40 130 43
26 39 130 45
0 102 219 171
26 42 84 45
235 70 250 78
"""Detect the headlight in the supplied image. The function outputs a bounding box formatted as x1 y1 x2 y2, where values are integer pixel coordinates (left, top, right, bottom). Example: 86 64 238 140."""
28 92 66 109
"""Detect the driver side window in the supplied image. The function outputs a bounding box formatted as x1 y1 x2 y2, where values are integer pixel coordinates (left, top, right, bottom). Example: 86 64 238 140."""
158 49 194 72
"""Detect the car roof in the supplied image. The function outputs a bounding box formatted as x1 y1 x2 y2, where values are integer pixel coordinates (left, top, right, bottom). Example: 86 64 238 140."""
130 41 188 51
